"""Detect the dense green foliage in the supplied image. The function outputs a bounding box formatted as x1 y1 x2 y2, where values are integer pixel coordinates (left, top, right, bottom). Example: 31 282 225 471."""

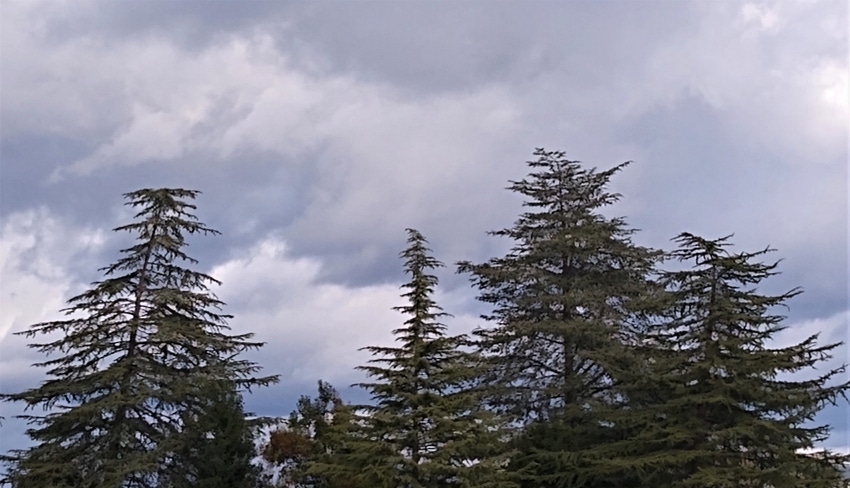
596 234 849 487
458 149 662 487
307 229 514 488
3 151 848 487
262 381 348 487
1 189 277 487
164 381 264 488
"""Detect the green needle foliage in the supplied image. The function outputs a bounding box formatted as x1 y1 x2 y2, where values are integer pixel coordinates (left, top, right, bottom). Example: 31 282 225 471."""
1 188 278 487
163 380 264 488
458 149 662 487
603 233 849 487
310 229 515 488
263 380 347 487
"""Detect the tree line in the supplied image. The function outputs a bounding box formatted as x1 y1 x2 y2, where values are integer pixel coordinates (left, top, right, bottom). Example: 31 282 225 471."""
2 149 847 487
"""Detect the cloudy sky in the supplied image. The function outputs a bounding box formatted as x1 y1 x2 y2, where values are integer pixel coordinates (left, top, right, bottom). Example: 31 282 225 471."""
1 0 847 455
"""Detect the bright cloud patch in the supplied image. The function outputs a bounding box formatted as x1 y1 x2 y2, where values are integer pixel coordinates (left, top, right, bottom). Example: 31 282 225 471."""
210 238 405 385
0 208 105 344
739 3 780 32
8 28 522 181
635 0 847 161
208 237 481 386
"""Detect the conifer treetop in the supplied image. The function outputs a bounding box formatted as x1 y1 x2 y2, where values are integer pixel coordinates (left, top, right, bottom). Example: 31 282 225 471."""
597 232 849 486
1 187 277 487
308 229 515 488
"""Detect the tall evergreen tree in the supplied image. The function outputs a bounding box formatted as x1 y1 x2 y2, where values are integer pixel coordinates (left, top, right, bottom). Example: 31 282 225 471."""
310 229 514 488
1 188 278 487
597 233 849 487
458 149 661 487
164 380 264 488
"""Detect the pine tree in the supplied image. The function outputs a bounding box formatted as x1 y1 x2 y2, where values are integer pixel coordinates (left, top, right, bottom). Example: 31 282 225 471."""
164 380 264 488
309 229 514 488
263 380 347 487
302 400 371 488
1 188 278 487
458 149 661 487
598 233 849 487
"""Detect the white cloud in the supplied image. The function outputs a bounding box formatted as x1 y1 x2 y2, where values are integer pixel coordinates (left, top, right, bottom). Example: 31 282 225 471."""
1 1 131 141
2 21 524 186
208 237 481 385
4 0 844 269
0 208 105 344
627 0 847 161
812 59 849 118
3 16 526 253
739 3 781 32
210 237 401 384
284 83 523 254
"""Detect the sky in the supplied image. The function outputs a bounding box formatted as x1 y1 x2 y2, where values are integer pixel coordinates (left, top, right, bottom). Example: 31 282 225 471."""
1 0 848 456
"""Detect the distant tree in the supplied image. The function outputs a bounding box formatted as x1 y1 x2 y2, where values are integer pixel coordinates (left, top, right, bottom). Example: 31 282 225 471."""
164 380 264 488
1 188 278 487
262 380 347 487
599 233 849 487
458 149 662 487
309 229 515 488
301 400 371 488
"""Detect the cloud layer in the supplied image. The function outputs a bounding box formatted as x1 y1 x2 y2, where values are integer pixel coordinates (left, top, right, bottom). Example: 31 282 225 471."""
1 0 847 452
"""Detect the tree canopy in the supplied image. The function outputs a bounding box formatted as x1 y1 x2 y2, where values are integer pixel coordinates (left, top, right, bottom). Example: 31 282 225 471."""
458 149 662 486
595 233 849 487
1 189 277 487
3 152 848 487
307 229 515 488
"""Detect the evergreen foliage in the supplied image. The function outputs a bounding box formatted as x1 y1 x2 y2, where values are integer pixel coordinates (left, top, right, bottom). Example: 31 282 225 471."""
309 229 515 488
301 394 371 488
458 149 662 487
1 188 278 487
2 156 848 488
263 380 347 487
163 380 263 488
598 233 850 487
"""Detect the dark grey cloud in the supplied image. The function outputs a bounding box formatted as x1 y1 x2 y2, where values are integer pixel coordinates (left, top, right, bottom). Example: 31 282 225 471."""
263 1 694 94
3 0 842 284
22 1 695 94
